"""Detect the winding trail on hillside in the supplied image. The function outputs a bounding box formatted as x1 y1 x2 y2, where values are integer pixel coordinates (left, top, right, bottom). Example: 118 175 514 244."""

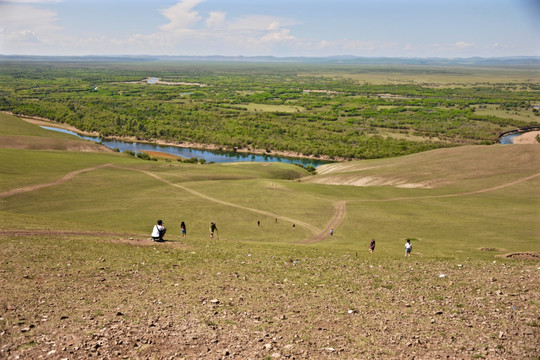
352 172 540 203
301 200 346 244
2 165 538 244
122 167 322 236
0 164 113 199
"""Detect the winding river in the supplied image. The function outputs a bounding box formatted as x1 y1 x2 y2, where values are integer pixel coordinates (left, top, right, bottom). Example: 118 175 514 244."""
42 125 529 166
41 126 330 167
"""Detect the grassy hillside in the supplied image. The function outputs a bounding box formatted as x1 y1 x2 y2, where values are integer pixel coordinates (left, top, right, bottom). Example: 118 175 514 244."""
0 114 538 359
312 144 540 190
0 112 110 152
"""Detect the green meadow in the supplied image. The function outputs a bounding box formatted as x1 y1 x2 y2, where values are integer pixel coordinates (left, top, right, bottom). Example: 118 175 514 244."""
0 112 539 358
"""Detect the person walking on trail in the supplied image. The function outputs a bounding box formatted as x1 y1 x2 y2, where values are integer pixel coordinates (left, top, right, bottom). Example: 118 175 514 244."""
370 238 376 254
151 220 166 242
180 221 186 238
330 229 334 236
405 239 412 257
210 222 218 239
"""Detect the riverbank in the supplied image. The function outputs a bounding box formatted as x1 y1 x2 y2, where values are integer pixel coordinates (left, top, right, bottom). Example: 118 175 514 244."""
10 112 342 162
513 130 540 144
7 112 101 137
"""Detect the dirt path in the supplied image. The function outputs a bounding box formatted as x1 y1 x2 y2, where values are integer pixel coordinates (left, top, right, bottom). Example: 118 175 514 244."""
353 172 540 203
120 167 346 243
124 167 322 236
3 165 537 244
301 200 346 244
0 164 113 199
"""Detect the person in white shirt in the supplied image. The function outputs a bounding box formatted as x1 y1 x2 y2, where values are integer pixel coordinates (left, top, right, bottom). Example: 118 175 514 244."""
151 220 166 242
405 239 412 257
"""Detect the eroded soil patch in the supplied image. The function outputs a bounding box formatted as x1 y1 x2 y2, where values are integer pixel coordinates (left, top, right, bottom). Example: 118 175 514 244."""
503 252 540 261
0 230 190 249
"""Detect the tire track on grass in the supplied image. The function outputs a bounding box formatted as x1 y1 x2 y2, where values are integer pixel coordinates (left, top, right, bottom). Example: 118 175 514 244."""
301 200 346 244
0 164 113 199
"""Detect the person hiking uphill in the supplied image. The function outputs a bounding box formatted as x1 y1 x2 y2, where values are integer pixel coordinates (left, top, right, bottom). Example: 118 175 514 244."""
180 221 186 238
405 239 412 257
151 220 166 242
210 222 218 239
370 238 376 254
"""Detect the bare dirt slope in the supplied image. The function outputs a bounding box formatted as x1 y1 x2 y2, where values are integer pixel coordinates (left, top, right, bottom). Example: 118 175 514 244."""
308 145 540 189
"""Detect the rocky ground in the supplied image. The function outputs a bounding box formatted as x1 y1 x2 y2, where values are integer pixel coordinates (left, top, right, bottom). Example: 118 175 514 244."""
0 234 538 359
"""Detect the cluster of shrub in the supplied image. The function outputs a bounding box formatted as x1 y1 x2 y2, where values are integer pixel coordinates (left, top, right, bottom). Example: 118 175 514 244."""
121 149 211 164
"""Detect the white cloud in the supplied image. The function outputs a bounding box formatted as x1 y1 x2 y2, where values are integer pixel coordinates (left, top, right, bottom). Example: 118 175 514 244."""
0 4 61 32
0 3 63 53
2 0 528 57
228 15 296 32
455 41 474 48
206 11 226 29
159 0 204 32
261 29 295 42
145 0 302 56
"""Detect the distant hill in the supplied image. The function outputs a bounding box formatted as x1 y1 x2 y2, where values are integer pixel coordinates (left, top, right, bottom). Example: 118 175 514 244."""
1 54 539 66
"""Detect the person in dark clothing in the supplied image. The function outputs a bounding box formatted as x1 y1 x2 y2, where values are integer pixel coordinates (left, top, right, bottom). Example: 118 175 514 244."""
210 222 218 239
180 221 186 238
370 238 376 254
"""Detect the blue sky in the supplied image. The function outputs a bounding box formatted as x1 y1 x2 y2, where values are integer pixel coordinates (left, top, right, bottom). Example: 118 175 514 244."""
1 0 539 57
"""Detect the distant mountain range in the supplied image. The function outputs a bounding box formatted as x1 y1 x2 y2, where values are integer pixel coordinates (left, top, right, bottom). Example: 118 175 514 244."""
1 54 539 66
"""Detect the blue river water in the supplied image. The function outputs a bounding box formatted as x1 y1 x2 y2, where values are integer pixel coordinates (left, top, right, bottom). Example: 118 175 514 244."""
41 126 330 167
499 133 521 145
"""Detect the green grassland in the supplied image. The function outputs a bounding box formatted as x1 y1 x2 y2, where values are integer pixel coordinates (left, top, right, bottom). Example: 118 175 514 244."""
1 61 538 161
1 102 539 357
0 110 538 253
473 104 539 123
310 65 539 86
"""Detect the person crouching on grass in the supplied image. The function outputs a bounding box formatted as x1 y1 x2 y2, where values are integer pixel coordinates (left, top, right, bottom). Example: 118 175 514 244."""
152 220 166 242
